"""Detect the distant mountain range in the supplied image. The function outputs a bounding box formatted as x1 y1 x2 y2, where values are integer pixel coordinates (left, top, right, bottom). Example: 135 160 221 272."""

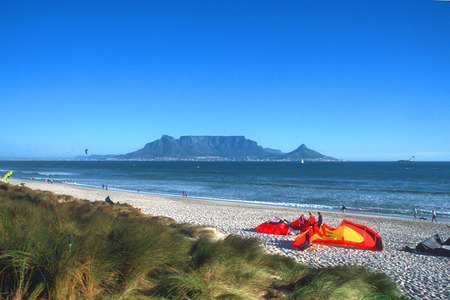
102 135 338 161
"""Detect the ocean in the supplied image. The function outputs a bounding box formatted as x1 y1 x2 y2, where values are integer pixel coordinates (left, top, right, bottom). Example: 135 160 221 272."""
1 161 449 222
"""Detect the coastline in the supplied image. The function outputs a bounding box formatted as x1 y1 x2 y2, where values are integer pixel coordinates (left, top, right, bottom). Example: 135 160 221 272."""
11 179 450 300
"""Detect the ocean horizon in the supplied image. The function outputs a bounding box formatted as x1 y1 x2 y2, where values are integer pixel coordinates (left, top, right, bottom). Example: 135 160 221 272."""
1 160 449 222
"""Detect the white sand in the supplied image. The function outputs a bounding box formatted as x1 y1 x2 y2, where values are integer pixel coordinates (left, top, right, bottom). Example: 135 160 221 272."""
12 179 450 300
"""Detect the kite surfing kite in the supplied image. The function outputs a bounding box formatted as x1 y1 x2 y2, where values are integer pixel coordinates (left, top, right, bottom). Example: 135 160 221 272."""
402 234 450 257
2 171 24 186
3 171 12 183
255 215 314 235
292 219 383 251
85 149 89 155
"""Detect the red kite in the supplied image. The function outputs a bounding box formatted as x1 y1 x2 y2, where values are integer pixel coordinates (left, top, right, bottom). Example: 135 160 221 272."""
292 220 383 251
255 215 312 235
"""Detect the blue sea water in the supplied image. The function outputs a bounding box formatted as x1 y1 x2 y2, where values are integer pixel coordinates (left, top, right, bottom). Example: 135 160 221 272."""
1 161 449 222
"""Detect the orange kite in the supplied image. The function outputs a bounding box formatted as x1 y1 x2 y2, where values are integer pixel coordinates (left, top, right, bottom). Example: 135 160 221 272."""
292 219 383 251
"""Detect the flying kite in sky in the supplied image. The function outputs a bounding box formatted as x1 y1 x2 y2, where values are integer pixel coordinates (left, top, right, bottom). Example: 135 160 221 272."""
85 149 88 155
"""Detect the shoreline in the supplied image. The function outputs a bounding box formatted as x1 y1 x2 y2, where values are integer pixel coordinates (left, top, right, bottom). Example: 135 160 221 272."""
20 179 449 224
10 179 450 300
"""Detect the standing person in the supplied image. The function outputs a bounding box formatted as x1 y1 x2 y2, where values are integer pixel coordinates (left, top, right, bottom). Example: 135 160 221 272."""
431 210 437 222
317 212 323 229
340 205 347 214
413 208 417 219
308 212 316 226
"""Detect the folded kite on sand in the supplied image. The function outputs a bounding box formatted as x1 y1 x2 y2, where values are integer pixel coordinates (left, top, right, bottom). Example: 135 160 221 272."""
292 219 383 251
255 215 314 235
401 234 450 257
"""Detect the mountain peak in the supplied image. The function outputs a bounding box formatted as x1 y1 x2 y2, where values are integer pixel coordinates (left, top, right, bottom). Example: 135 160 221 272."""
161 135 175 140
284 144 335 161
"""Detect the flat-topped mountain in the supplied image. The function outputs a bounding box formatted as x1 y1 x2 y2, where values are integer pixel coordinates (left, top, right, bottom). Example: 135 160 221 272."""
118 135 338 161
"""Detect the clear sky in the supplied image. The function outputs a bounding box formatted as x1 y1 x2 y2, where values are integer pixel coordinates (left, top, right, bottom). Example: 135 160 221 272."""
1 1 449 161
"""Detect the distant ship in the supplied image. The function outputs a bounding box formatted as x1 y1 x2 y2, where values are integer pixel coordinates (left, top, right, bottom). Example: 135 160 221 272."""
398 156 415 162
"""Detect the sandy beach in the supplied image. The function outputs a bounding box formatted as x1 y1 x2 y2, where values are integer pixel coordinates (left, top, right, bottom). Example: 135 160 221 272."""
12 179 449 300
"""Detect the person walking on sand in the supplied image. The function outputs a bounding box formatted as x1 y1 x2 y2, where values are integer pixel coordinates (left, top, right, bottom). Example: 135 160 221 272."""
317 212 323 229
340 205 347 214
413 208 417 219
431 210 437 222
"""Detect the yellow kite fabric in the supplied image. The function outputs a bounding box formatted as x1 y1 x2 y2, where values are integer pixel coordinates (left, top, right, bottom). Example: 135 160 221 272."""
292 219 383 251
3 171 12 183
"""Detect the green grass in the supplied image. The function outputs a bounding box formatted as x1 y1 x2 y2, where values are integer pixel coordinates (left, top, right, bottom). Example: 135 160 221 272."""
0 182 406 299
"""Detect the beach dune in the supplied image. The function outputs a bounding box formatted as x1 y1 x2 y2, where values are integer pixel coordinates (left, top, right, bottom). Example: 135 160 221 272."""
12 179 450 300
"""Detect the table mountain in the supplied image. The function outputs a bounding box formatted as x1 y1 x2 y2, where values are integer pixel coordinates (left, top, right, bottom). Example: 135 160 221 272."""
118 135 337 161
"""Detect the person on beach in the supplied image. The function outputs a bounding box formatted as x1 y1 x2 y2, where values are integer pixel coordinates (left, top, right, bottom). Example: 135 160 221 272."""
317 212 323 229
431 210 437 222
340 205 347 214
413 208 417 219
308 212 316 226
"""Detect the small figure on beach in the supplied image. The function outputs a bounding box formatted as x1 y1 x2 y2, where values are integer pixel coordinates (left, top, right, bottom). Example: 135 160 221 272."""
413 208 417 219
308 212 316 226
105 185 108 190
431 210 437 222
102 184 104 190
317 212 323 229
340 205 347 214
182 191 188 197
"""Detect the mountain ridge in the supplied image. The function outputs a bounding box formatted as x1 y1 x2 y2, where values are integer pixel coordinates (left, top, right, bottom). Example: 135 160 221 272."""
116 135 338 161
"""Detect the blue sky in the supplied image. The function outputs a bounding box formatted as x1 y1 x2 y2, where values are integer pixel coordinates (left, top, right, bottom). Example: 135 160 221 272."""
1 1 449 161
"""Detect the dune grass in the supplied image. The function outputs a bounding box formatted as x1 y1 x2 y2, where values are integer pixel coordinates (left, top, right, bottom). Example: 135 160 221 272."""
0 182 405 299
